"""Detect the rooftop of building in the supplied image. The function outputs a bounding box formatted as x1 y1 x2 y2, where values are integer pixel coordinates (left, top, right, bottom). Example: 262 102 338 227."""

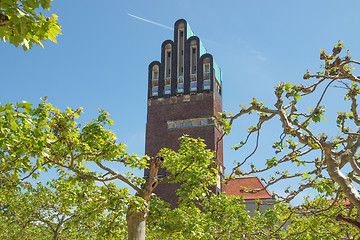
225 175 274 200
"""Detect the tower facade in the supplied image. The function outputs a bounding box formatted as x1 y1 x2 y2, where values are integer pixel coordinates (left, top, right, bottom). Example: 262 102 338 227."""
145 19 224 206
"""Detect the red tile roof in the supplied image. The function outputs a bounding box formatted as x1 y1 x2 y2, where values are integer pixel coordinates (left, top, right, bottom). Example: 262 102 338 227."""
327 199 351 207
225 176 273 200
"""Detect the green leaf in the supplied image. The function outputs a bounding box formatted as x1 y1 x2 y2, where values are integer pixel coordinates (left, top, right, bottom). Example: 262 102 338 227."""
266 157 277 167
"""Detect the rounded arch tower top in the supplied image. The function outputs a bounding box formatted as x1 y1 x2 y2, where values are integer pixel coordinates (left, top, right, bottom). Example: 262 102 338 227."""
148 19 222 99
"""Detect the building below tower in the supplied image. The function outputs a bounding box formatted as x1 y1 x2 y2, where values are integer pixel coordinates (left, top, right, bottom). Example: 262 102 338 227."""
225 176 275 217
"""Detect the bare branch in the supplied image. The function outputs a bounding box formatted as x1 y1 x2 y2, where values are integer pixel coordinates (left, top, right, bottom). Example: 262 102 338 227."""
44 156 142 193
95 161 142 193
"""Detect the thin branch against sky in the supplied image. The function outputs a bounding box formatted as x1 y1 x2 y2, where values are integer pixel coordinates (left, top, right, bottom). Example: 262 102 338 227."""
127 13 173 30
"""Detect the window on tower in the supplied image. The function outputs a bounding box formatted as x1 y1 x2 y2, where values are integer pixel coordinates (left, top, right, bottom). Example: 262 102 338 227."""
192 120 199 126
184 121 191 128
203 58 211 90
152 80 158 86
204 63 210 73
203 80 210 90
215 77 222 95
165 44 172 79
152 85 158 96
177 26 185 79
151 65 159 96
167 122 175 129
164 78 171 95
190 74 197 92
177 76 184 93
167 117 220 130
190 81 197 92
190 41 197 75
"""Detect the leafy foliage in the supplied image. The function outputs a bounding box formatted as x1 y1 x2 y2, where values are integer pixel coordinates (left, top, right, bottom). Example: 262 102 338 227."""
4 42 360 237
160 136 218 204
0 175 129 239
0 99 220 239
0 0 61 50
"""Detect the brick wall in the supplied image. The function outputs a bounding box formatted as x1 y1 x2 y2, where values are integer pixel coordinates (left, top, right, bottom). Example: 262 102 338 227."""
145 92 223 206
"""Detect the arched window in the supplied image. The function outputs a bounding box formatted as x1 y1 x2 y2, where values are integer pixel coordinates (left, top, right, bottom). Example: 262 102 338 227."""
203 58 211 90
177 24 185 94
177 23 185 76
151 65 159 96
164 44 172 95
190 40 197 92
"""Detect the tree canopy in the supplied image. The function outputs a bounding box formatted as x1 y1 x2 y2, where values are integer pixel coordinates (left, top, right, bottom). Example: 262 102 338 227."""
219 41 360 232
0 99 217 239
0 0 61 50
2 43 360 239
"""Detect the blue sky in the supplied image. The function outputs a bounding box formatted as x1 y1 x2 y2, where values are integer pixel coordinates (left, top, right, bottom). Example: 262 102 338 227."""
2 0 360 200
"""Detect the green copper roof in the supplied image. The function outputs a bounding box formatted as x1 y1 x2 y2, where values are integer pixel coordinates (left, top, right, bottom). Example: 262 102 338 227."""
186 23 195 39
186 22 222 85
213 61 222 85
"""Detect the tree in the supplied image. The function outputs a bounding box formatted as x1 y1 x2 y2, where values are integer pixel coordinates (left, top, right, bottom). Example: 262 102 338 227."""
146 193 358 239
0 100 217 239
1 93 360 239
0 0 61 50
0 169 143 239
4 43 360 239
219 41 360 231
283 197 358 239
0 175 128 239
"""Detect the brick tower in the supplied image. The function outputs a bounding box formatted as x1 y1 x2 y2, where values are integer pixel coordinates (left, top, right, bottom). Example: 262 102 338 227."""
145 19 224 206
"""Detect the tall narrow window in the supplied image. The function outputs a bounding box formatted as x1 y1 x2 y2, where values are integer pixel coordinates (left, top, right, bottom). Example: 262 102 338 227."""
190 40 197 92
190 44 197 74
164 44 172 95
215 77 222 95
203 58 211 90
152 65 159 96
177 24 185 77
164 44 172 79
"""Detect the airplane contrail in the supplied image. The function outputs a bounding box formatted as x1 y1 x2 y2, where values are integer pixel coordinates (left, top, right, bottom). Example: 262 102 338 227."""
127 13 173 30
